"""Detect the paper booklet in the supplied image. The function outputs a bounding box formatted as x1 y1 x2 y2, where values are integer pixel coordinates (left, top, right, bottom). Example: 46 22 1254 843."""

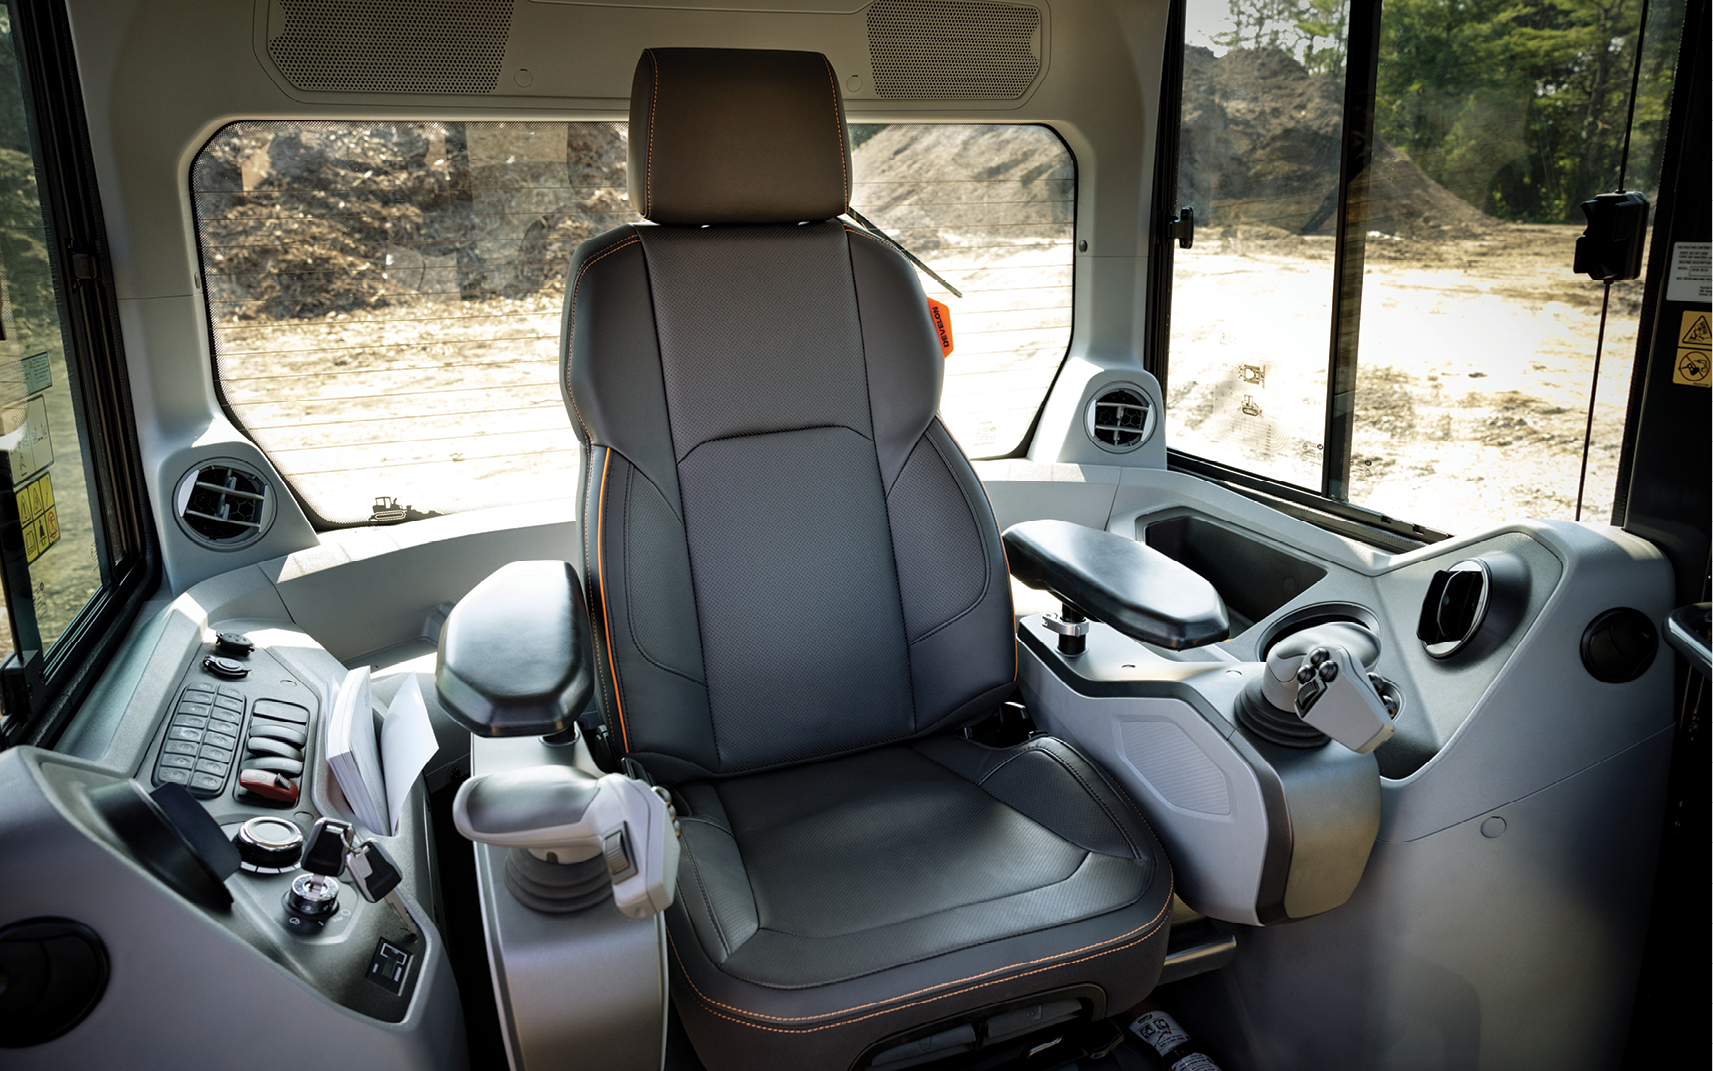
324 667 440 837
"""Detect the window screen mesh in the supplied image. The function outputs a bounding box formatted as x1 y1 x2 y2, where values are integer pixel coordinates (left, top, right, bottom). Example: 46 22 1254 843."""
191 121 1073 524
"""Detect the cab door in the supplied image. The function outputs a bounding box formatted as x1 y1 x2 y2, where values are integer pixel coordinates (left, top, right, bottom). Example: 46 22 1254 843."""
1144 0 1686 546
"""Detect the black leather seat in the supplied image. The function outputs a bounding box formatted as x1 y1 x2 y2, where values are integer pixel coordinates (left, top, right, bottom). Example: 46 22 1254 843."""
564 47 1173 1070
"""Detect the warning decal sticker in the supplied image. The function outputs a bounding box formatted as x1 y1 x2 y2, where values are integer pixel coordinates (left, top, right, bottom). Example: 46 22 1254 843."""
16 472 58 563
1674 310 1711 388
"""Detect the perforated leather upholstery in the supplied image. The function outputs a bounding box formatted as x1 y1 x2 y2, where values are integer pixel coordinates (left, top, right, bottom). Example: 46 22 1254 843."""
562 47 1171 1070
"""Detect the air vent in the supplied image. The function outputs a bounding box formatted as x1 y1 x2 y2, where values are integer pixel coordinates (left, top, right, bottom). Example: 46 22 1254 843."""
1085 385 1154 452
266 0 513 95
174 461 276 551
866 0 1043 99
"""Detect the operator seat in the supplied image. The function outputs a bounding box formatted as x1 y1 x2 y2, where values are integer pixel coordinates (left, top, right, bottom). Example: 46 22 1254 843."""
565 47 1173 1069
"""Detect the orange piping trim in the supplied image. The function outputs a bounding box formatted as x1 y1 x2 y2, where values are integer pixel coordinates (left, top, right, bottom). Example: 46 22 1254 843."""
597 449 631 753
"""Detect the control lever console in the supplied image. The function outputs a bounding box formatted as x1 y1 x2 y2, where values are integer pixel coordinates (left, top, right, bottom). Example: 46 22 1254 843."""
1291 646 1397 754
453 765 680 919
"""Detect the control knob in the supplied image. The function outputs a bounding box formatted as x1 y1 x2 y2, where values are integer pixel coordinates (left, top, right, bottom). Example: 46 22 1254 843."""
233 816 303 872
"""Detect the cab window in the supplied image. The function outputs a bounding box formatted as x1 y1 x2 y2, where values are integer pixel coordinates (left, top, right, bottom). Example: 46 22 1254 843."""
190 121 1075 525
1158 0 1685 537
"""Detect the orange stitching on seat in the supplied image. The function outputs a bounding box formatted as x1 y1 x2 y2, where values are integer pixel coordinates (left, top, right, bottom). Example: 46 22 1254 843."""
597 450 631 753
646 49 659 217
932 417 1017 682
823 56 849 207
683 924 1166 1036
563 234 640 442
668 873 1172 1028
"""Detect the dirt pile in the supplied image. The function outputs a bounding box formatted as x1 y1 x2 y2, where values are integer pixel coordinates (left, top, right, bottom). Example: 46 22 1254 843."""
194 121 632 320
1178 46 1491 238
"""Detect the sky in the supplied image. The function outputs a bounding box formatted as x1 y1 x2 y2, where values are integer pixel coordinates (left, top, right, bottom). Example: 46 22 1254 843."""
1184 0 1237 53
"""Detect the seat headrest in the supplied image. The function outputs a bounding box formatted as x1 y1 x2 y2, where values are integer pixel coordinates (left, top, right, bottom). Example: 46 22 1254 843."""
627 48 851 225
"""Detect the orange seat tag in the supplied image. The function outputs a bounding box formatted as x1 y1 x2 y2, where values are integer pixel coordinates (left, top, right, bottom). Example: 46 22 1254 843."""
927 298 954 358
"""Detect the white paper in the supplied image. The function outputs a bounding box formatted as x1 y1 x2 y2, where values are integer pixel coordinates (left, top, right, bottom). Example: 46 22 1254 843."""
380 676 439 836
325 666 388 835
1666 242 1711 304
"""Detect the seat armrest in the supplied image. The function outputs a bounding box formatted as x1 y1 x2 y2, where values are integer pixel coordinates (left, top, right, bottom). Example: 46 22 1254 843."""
435 561 594 737
1002 520 1229 650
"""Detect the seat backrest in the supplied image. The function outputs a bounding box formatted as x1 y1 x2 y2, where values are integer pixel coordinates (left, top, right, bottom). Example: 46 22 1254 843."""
565 48 1015 781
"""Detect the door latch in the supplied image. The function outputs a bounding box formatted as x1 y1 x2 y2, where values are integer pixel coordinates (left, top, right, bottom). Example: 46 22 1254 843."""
1164 206 1195 250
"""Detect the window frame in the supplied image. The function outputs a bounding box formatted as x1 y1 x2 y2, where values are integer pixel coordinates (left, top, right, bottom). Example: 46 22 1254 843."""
1 0 161 747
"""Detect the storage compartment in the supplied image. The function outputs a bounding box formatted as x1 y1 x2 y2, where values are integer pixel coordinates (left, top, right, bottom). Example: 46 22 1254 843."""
1139 513 1328 634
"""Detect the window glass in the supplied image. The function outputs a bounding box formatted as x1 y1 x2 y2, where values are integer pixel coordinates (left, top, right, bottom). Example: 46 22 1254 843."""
192 122 1073 524
1169 0 1684 534
1165 7 1349 490
849 124 1075 457
1348 0 1683 532
193 121 630 525
0 6 106 652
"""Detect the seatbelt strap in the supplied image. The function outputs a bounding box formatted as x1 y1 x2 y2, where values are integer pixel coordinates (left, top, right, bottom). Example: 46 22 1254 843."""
843 206 964 299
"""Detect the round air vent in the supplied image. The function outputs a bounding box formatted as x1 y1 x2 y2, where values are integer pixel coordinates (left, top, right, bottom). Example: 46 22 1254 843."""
173 459 275 550
1085 384 1154 452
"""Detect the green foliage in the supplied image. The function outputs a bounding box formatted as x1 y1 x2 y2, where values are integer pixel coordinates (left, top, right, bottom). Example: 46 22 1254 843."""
1213 0 1683 223
1215 0 1350 75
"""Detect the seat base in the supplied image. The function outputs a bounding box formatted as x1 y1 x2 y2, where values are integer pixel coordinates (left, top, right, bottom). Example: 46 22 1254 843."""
666 735 1173 1070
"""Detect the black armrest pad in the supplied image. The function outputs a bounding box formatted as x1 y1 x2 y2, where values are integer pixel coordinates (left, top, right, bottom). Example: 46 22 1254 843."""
1002 520 1229 650
436 561 594 737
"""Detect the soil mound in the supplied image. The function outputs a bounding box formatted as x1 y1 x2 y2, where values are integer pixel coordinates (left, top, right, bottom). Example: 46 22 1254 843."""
1179 46 1491 238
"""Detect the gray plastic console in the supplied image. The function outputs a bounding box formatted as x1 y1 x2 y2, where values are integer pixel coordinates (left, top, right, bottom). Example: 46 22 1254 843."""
1019 619 1380 925
466 733 669 1071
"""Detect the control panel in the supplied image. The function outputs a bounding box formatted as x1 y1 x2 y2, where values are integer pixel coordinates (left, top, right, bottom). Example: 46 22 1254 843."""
135 629 434 1023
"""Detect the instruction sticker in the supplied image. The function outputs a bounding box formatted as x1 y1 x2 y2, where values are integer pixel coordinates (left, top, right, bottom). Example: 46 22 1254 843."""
15 472 58 563
1665 242 1711 304
926 298 954 358
20 352 50 395
1674 310 1711 388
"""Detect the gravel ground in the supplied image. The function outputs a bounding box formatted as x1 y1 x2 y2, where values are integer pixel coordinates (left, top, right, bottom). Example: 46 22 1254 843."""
1167 222 1644 535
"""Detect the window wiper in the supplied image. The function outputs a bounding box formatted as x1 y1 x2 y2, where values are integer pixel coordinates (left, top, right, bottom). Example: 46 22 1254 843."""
843 207 964 299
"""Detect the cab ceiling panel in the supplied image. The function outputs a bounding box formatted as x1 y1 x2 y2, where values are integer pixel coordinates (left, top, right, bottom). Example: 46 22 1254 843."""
252 0 1051 109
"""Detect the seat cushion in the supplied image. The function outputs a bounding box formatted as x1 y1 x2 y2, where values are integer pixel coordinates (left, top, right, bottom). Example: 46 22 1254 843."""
667 734 1174 1070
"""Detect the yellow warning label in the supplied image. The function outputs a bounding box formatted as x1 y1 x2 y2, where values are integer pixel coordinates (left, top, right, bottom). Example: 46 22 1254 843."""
1681 311 1712 347
1674 310 1712 387
15 472 58 563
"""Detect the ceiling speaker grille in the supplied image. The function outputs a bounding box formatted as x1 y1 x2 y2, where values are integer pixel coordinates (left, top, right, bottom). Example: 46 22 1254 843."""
1086 386 1153 452
866 0 1042 99
267 0 514 95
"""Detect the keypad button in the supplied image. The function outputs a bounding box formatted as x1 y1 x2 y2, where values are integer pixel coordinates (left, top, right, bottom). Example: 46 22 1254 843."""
252 699 309 725
167 726 204 743
172 714 209 730
243 756 304 777
163 739 198 756
205 731 237 751
246 737 304 762
189 772 225 796
216 686 244 700
195 759 230 776
176 702 213 719
248 722 307 748
213 695 243 713
210 707 241 726
182 688 215 704
156 767 192 785
159 753 195 770
200 744 233 764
